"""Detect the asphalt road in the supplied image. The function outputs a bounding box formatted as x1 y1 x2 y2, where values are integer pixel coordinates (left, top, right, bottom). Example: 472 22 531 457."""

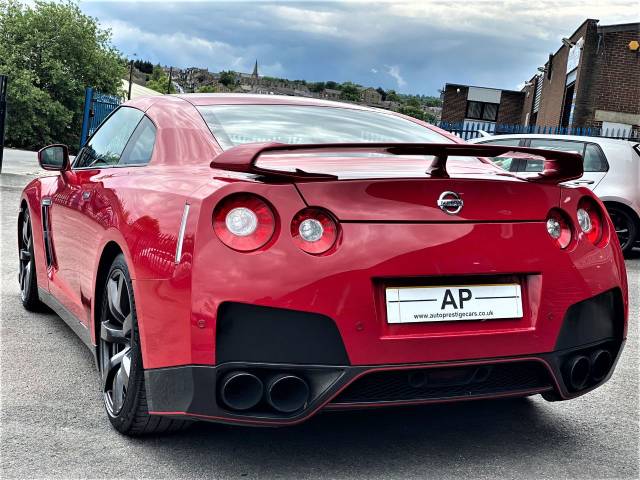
1 148 638 479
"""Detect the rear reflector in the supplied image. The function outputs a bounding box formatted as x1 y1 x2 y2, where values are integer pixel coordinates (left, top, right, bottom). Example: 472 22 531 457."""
578 198 606 246
546 209 573 249
291 208 339 255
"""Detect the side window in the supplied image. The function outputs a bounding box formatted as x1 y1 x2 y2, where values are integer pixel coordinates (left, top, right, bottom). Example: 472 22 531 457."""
478 138 522 171
478 138 522 147
120 116 156 166
526 139 585 172
583 144 608 172
74 107 144 168
491 157 514 171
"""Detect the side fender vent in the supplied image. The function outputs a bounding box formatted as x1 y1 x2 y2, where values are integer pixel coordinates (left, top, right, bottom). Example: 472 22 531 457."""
41 198 55 268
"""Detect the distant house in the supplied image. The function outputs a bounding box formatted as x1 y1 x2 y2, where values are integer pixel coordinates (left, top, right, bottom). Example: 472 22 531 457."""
360 87 382 105
320 88 341 101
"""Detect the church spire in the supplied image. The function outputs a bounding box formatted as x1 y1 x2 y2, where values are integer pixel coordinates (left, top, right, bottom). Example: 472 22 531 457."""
252 60 258 78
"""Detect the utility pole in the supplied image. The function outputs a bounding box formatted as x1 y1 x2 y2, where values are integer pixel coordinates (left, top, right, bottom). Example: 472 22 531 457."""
0 75 8 174
167 67 173 94
128 59 134 100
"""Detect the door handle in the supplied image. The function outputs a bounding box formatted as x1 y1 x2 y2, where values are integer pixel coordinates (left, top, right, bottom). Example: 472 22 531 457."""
82 191 91 200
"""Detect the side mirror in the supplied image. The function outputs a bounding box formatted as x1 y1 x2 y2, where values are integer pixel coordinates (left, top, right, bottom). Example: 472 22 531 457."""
38 144 70 171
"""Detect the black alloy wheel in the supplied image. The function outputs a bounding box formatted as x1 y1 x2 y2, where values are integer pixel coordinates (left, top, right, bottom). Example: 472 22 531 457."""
608 207 637 255
18 207 42 310
100 267 134 417
99 254 191 435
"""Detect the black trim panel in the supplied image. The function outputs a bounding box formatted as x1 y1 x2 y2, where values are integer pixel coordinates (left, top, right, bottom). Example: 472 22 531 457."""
216 303 350 365
555 289 624 350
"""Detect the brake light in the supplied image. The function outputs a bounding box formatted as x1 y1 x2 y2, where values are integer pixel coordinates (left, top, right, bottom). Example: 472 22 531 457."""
577 198 606 246
291 208 339 255
213 194 276 251
546 210 572 249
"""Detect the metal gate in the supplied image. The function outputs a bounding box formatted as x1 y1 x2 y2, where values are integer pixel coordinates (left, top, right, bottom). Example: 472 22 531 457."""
79 87 121 148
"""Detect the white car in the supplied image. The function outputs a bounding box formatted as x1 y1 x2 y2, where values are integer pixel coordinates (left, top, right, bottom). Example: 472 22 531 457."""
470 134 640 254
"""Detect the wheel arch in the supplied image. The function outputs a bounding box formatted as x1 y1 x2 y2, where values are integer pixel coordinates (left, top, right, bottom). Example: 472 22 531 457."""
92 241 125 363
602 200 640 228
18 198 28 244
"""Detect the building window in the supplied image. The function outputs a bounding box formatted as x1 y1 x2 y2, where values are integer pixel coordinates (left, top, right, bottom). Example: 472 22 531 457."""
465 101 499 121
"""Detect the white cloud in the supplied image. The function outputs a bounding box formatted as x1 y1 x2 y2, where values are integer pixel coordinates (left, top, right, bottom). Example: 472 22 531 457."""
384 65 406 88
371 68 378 74
268 5 343 37
103 19 253 72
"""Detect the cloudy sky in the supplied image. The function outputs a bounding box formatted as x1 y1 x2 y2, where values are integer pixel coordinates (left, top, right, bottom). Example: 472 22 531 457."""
81 0 632 95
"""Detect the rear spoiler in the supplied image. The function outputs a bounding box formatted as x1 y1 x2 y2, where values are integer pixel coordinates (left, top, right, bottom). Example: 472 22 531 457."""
210 142 583 183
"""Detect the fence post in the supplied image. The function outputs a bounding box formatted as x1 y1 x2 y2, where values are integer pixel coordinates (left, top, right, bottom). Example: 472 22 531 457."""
80 87 93 148
0 75 7 174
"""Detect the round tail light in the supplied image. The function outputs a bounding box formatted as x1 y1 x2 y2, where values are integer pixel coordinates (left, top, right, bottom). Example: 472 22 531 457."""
577 198 606 246
546 210 572 249
213 194 276 251
291 208 339 255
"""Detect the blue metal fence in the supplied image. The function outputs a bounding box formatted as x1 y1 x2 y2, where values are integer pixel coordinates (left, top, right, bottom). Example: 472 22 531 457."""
437 121 639 142
80 88 122 148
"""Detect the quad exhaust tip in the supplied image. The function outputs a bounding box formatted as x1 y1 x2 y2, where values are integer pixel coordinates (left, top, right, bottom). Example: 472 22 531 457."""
220 371 264 411
590 349 612 383
266 374 310 413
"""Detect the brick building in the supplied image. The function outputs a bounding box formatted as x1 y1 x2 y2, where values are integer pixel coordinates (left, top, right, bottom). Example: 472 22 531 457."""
440 84 525 126
521 20 640 135
442 19 640 135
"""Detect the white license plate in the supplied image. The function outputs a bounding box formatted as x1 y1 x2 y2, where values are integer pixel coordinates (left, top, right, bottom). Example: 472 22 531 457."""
386 284 523 324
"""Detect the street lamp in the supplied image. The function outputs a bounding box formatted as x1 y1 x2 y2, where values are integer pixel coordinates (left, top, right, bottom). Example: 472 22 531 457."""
128 53 137 100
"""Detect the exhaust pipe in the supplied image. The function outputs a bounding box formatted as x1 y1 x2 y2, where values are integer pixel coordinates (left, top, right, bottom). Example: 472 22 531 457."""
564 355 591 391
590 349 612 383
220 371 264 411
266 374 310 413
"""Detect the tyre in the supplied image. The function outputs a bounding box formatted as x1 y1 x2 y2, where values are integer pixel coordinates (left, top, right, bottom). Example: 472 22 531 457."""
99 254 190 435
607 206 637 256
18 206 44 311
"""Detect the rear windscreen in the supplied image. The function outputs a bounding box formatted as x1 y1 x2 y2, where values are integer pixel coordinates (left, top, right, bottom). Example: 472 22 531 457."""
198 104 450 150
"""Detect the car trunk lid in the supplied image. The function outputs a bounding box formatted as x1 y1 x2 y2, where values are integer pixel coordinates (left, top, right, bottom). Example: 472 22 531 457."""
294 176 559 222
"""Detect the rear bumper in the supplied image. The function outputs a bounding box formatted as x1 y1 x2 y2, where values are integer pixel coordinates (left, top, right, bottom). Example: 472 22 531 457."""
144 288 626 427
145 339 625 427
137 220 629 369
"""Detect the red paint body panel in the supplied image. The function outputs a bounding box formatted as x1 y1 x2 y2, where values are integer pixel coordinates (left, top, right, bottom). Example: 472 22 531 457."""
19 95 628 423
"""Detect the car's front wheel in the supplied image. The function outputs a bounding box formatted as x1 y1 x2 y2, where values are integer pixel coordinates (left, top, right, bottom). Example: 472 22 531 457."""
608 206 637 255
99 254 190 435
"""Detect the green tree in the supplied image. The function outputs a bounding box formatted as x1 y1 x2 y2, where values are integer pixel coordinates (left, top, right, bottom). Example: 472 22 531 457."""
0 0 125 150
196 84 220 93
406 97 422 108
423 97 442 107
386 90 400 102
308 82 325 93
398 105 427 121
219 70 237 87
339 82 361 102
145 65 175 94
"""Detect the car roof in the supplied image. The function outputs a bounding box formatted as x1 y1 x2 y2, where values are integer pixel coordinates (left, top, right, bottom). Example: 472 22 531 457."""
472 133 638 147
133 93 384 113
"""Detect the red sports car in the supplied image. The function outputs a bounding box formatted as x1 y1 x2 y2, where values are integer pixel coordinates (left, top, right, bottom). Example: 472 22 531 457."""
20 95 628 435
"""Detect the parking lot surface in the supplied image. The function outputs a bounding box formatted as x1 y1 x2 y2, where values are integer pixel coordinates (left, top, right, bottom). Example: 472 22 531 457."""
1 149 638 479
